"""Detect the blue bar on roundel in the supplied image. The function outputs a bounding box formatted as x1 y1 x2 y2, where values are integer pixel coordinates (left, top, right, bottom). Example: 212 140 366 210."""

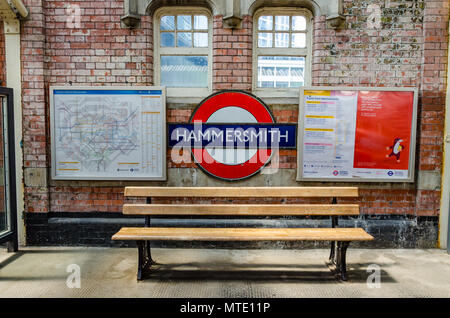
168 124 297 149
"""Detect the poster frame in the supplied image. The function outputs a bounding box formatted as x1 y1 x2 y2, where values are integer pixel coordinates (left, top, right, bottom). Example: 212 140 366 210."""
296 86 418 183
50 86 167 181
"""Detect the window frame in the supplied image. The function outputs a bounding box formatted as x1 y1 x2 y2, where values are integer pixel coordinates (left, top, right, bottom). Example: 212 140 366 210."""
154 7 213 98
252 8 313 99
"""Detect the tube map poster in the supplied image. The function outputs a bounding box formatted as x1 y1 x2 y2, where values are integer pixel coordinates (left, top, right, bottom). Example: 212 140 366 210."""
297 87 417 182
50 87 166 180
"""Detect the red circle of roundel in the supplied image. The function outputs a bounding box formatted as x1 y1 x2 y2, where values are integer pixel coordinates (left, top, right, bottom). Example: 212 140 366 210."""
190 90 274 181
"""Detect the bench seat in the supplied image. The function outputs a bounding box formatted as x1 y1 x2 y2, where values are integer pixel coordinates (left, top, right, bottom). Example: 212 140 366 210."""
112 227 374 242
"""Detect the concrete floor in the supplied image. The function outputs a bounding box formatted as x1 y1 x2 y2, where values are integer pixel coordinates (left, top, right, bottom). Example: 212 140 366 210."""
0 247 449 298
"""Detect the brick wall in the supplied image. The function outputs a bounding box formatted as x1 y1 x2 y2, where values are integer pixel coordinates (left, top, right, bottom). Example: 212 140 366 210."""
20 0 449 247
0 18 5 87
213 15 253 91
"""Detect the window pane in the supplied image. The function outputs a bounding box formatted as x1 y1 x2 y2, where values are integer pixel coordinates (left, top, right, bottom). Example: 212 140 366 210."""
261 81 274 88
194 15 208 30
258 33 273 47
161 56 208 87
194 32 208 47
161 32 175 47
262 67 274 76
276 82 289 88
276 67 289 76
177 15 192 30
292 16 306 31
161 16 175 30
274 33 289 47
177 32 192 47
257 56 305 88
258 16 273 30
275 16 289 30
292 33 306 48
290 67 304 78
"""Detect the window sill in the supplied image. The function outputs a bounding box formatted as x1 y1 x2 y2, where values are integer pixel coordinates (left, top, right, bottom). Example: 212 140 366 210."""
165 88 302 105
253 89 300 105
165 87 211 104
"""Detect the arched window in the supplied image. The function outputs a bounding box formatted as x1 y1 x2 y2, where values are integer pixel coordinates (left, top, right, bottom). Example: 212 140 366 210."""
154 7 212 97
253 8 313 97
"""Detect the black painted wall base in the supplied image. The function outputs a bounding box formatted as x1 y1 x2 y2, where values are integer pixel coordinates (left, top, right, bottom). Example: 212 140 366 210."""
24 212 439 249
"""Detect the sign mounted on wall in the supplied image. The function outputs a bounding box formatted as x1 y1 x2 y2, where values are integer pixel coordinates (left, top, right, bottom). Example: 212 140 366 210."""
50 86 166 180
297 86 418 182
169 90 296 181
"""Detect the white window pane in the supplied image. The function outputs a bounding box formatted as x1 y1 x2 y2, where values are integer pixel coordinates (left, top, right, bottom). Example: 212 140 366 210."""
292 16 306 31
276 67 289 76
161 16 175 30
262 67 274 76
292 33 306 48
275 16 289 31
260 81 274 88
161 32 175 47
194 15 208 30
177 15 192 30
257 56 305 88
258 16 273 30
161 56 208 87
194 32 208 47
276 82 289 88
258 33 273 47
275 33 289 47
177 32 192 47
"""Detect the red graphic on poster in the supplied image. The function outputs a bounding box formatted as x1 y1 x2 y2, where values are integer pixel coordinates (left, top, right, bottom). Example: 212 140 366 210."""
353 91 414 170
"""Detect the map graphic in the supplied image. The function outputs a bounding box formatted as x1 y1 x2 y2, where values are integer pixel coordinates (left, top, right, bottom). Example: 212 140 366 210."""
51 88 166 180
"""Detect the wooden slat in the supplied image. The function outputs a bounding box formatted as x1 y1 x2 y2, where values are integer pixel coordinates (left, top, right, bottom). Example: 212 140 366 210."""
112 227 374 242
124 187 359 198
122 204 360 216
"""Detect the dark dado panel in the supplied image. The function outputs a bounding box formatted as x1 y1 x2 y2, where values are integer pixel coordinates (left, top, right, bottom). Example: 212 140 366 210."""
24 212 439 248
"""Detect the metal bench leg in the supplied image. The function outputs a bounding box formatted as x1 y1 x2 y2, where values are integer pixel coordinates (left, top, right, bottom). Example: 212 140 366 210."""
137 241 153 281
336 241 350 281
329 241 336 263
145 241 156 265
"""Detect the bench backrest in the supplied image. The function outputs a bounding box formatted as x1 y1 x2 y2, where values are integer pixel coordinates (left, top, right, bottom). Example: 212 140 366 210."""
124 187 358 198
123 187 359 217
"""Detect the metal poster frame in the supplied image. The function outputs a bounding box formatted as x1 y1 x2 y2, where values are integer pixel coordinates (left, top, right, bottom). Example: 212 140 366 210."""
297 86 418 183
50 86 167 181
0 87 18 252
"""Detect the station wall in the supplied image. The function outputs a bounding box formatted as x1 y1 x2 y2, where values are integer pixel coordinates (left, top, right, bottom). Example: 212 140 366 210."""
14 0 449 247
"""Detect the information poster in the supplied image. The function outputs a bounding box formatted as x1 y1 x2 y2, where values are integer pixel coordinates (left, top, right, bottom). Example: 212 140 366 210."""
297 87 417 182
50 86 166 180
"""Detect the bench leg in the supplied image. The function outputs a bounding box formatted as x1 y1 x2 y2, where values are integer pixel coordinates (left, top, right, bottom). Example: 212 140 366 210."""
145 241 156 264
329 241 336 263
336 241 350 281
137 241 154 281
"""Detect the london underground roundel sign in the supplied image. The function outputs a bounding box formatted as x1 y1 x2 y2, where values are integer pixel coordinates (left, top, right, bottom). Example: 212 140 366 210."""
190 90 274 180
168 90 296 181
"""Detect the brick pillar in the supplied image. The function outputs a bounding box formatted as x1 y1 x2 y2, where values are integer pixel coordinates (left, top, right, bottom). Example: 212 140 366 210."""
416 0 449 216
21 0 49 213
212 15 253 91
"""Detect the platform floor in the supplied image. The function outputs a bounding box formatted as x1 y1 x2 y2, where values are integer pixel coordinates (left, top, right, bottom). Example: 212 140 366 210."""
0 247 449 298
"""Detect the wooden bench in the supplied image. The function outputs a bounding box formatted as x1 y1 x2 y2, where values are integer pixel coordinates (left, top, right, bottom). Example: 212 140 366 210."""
112 187 374 281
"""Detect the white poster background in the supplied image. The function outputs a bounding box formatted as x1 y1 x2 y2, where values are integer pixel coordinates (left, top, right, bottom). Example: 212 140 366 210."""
50 86 166 180
297 87 418 182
